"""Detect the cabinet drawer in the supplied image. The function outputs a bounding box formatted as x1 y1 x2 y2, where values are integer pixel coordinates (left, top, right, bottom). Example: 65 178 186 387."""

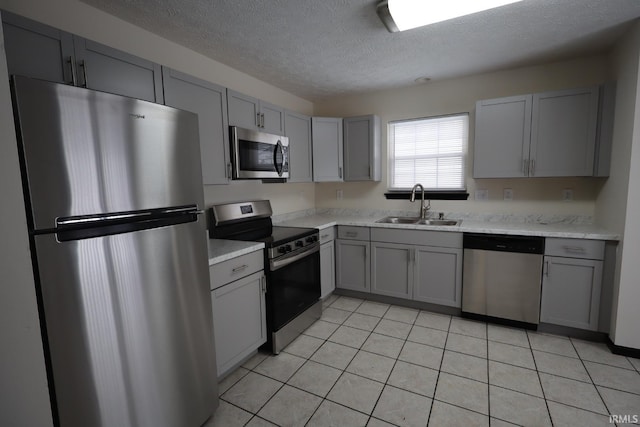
319 226 336 244
338 226 370 241
210 250 264 290
545 238 604 260
370 228 462 249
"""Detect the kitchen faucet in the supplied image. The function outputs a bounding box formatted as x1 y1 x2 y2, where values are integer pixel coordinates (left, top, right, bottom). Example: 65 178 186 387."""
410 183 431 219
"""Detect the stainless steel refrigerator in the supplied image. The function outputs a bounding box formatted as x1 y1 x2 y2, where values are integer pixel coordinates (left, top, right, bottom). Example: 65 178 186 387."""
11 76 217 427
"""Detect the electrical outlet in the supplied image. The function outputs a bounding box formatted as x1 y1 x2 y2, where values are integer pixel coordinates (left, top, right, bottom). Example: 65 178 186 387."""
475 189 489 201
503 188 513 201
562 189 573 201
336 189 343 200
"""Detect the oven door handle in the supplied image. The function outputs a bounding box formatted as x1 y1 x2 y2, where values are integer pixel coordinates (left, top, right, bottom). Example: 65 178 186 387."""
270 242 320 271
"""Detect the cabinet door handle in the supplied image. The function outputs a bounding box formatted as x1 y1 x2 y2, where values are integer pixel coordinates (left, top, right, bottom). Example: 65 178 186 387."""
226 163 232 179
80 60 88 88
261 113 265 128
67 56 77 86
232 264 248 273
530 159 535 176
338 167 343 179
261 276 266 293
523 158 529 176
256 112 261 127
544 261 549 277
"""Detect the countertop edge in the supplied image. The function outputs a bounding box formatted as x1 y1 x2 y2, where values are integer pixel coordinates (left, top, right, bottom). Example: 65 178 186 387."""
208 240 265 265
276 215 619 241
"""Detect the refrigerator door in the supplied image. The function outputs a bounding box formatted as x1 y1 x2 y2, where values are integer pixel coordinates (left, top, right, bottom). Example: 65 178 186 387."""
11 76 204 231
33 217 217 427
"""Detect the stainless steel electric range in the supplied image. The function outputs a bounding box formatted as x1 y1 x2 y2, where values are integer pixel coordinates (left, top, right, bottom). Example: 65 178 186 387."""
209 200 321 354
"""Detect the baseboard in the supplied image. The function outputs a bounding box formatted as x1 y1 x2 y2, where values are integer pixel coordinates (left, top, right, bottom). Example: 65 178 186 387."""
607 338 640 359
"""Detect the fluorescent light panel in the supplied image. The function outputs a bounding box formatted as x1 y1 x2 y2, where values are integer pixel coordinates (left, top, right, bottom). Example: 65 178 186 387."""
378 0 523 32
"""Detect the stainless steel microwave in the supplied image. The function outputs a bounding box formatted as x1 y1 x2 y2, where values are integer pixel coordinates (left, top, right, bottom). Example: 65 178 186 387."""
230 126 289 179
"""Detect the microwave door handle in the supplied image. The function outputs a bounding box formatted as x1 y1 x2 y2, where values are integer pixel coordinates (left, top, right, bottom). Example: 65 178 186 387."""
274 141 284 177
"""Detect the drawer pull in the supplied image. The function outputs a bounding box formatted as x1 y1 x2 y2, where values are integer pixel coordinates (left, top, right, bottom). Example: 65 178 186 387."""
562 245 586 254
345 232 357 238
231 264 248 273
321 234 329 238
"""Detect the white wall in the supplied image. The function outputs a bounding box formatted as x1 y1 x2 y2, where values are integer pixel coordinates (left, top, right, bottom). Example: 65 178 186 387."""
0 20 54 427
0 0 317 214
314 55 611 218
599 22 640 349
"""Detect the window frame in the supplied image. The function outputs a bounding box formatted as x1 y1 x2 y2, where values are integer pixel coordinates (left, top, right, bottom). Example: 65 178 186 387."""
387 112 469 193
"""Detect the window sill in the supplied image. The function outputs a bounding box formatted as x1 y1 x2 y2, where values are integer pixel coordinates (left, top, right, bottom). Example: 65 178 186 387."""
384 191 469 201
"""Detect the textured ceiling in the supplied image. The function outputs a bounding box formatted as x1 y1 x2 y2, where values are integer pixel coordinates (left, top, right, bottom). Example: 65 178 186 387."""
80 0 640 101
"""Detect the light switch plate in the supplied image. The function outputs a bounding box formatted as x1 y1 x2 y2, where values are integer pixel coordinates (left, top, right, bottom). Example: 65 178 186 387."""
475 189 489 201
336 189 343 200
503 188 513 201
562 189 573 201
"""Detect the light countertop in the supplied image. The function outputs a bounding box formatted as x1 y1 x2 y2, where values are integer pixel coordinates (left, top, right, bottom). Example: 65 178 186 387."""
275 214 619 241
207 239 264 265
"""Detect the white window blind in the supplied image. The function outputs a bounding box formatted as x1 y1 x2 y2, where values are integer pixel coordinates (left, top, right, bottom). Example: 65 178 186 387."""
388 114 468 191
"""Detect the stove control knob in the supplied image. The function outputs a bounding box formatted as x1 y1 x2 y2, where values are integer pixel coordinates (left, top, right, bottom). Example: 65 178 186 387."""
285 244 292 252
278 246 287 254
295 240 304 247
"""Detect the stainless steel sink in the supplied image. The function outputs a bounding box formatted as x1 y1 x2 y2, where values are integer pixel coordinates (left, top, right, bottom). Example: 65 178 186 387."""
375 216 420 224
415 219 460 226
375 216 460 226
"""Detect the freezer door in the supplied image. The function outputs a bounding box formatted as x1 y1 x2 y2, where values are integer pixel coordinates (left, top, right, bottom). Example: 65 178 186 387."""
11 76 204 230
33 218 217 427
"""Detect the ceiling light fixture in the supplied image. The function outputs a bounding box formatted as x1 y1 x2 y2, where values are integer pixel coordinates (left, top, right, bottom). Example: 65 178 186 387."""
377 0 523 33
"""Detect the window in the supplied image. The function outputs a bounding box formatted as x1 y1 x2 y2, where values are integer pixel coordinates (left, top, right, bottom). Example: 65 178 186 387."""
388 113 468 191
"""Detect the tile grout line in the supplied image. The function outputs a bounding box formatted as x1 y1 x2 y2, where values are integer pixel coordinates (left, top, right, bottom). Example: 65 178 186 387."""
425 313 453 426
569 337 619 426
528 328 554 427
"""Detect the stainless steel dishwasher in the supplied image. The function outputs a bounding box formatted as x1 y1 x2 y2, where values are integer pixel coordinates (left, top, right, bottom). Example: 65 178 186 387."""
462 233 544 325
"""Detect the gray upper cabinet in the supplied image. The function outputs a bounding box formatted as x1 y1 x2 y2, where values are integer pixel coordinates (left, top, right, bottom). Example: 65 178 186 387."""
284 111 313 183
73 37 164 103
474 95 532 178
343 115 381 181
1 10 75 84
312 117 344 182
2 11 163 103
227 89 284 134
474 86 600 178
162 67 230 185
531 87 599 177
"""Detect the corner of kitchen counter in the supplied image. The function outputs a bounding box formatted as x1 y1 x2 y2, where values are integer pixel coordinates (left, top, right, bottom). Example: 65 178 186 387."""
207 239 265 265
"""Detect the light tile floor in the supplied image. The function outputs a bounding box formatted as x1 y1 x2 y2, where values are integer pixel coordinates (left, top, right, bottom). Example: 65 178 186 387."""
207 295 640 427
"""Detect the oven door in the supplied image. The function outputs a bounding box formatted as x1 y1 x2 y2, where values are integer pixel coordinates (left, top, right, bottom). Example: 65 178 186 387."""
266 244 321 332
230 126 289 179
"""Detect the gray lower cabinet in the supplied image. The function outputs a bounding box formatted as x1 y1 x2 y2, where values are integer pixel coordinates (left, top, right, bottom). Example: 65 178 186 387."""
414 246 463 307
162 67 230 184
343 115 381 181
227 89 284 134
336 226 370 292
312 117 344 182
540 238 604 331
320 227 336 298
284 110 313 183
2 11 163 102
370 242 413 299
210 250 266 378
370 228 463 307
